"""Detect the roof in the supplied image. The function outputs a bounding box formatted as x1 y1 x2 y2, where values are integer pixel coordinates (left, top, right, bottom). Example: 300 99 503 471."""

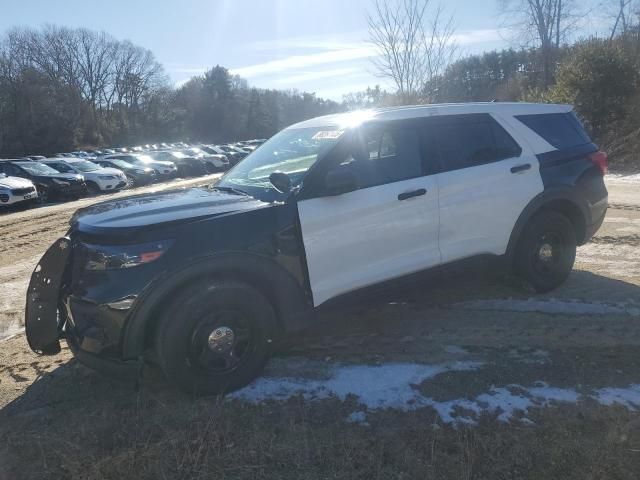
288 102 573 129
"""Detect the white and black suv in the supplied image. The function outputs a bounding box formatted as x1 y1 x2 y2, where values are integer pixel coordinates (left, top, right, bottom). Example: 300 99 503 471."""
26 103 608 394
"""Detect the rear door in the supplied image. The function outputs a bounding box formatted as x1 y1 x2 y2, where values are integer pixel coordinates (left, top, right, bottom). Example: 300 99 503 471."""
430 113 543 263
298 120 441 306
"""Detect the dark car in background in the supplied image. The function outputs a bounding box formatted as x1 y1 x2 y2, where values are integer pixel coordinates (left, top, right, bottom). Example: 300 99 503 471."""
150 151 208 177
95 157 157 187
0 159 87 202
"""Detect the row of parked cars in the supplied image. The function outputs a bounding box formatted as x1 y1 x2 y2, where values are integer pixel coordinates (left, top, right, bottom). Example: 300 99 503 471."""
0 139 266 209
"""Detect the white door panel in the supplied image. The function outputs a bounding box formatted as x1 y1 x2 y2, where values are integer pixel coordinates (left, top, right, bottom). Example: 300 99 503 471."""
299 177 440 306
437 155 543 263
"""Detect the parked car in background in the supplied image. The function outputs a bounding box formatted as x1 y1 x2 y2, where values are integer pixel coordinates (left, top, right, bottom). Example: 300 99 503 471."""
41 158 127 194
205 145 247 166
0 172 38 207
150 151 208 177
95 157 156 186
54 153 73 158
114 154 178 179
25 155 46 161
0 159 87 202
181 147 229 172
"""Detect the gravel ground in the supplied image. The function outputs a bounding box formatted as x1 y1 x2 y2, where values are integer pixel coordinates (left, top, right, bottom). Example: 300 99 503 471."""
1 174 639 479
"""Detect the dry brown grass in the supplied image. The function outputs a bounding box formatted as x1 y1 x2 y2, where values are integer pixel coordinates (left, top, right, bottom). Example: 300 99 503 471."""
3 383 640 480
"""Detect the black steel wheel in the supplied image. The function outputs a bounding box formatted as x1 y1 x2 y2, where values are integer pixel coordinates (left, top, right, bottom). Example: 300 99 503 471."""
514 210 576 293
155 280 278 395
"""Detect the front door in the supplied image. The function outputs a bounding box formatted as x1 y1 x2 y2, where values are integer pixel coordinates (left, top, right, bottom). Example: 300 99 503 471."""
298 121 441 306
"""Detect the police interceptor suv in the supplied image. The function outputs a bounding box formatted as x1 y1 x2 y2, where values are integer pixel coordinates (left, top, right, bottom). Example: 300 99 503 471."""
26 103 608 394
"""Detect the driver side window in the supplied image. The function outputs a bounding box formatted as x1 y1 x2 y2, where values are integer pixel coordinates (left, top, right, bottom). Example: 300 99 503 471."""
340 123 422 190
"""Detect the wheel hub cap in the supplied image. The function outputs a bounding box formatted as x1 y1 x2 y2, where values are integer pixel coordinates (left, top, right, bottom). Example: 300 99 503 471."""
207 326 235 352
538 243 553 262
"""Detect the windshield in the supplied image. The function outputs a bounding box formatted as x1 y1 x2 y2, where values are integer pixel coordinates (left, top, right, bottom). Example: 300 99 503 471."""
108 159 134 169
217 126 344 202
15 162 60 175
132 155 155 164
71 160 101 172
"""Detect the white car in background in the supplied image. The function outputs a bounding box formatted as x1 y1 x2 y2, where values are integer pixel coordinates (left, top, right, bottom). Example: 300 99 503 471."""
0 173 38 207
41 158 127 194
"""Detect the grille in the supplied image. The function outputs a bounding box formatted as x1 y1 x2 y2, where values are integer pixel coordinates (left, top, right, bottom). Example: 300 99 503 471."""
11 187 35 195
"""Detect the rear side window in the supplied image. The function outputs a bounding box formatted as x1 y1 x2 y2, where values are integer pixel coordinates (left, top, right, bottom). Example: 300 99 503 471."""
432 116 522 172
515 112 591 149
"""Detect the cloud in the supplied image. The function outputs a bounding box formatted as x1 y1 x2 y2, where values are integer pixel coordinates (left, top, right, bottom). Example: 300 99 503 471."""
273 66 365 85
230 28 504 80
230 45 378 78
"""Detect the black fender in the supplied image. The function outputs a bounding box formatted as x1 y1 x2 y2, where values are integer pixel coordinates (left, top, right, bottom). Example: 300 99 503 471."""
505 187 590 262
120 252 314 359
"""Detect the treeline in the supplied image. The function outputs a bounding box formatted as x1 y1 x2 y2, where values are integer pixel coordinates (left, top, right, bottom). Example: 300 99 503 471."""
0 26 340 156
349 30 640 169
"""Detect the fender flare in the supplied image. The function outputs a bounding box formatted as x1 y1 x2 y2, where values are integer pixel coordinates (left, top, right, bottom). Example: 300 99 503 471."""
120 252 313 359
505 187 590 262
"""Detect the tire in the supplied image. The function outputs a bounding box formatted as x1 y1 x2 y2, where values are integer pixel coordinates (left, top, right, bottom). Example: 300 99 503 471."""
514 210 577 293
155 280 278 395
86 181 101 195
37 187 49 204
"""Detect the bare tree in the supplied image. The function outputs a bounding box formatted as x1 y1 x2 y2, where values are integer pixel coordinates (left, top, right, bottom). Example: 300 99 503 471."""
499 0 581 86
367 0 457 103
608 0 639 39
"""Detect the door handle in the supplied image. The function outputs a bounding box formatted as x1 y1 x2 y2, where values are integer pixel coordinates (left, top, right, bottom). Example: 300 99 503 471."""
510 163 531 174
397 188 427 201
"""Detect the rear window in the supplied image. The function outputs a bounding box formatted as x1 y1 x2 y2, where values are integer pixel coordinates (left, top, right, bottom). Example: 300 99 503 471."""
515 112 591 149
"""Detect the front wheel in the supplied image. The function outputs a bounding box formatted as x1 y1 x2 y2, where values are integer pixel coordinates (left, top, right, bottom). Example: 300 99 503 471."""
155 280 278 395
514 211 577 293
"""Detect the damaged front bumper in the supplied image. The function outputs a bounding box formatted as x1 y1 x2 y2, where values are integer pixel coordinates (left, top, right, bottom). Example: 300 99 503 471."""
24 237 140 378
25 237 71 355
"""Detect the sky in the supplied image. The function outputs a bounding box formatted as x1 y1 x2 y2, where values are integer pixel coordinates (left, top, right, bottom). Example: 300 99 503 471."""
1 0 610 101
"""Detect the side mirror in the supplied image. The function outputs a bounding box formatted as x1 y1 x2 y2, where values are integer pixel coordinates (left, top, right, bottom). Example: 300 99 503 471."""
269 171 291 193
324 168 357 196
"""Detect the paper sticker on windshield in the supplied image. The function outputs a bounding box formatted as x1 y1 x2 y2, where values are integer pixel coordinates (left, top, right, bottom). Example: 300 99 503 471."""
312 130 344 140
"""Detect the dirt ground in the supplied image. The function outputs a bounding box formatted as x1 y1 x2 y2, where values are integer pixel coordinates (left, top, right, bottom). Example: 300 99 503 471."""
1 174 640 479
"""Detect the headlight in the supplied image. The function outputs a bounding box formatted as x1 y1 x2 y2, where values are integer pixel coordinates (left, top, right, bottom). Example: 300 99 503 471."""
98 175 116 180
83 240 174 270
52 179 69 186
135 169 147 174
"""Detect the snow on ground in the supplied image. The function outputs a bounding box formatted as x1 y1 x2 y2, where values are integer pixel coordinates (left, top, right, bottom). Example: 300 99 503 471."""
607 173 640 184
453 298 640 316
230 361 640 425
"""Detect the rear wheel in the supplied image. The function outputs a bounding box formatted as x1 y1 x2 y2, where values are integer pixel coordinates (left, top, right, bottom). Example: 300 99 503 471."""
514 211 576 293
155 280 278 395
36 187 49 204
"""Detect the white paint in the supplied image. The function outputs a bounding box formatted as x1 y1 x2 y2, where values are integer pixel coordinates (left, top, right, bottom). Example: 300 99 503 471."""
436 149 543 263
454 298 640 316
230 361 640 425
298 175 441 306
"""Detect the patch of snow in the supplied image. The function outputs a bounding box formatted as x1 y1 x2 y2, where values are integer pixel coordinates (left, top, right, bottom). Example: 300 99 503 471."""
346 411 369 425
231 361 481 409
231 361 640 425
453 298 640 316
594 384 640 409
444 345 468 355
607 173 640 184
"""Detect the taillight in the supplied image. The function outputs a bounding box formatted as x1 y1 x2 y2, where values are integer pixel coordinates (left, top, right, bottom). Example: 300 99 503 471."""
589 151 608 175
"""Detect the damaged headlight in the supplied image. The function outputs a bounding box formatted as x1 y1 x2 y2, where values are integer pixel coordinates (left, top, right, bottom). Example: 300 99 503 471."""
83 240 174 270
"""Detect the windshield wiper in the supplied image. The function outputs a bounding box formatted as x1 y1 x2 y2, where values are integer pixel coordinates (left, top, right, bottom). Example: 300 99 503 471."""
210 185 251 196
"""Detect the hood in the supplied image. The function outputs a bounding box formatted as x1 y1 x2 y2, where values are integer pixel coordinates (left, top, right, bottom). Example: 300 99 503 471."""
97 167 127 177
36 172 84 182
0 175 34 189
71 186 268 234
